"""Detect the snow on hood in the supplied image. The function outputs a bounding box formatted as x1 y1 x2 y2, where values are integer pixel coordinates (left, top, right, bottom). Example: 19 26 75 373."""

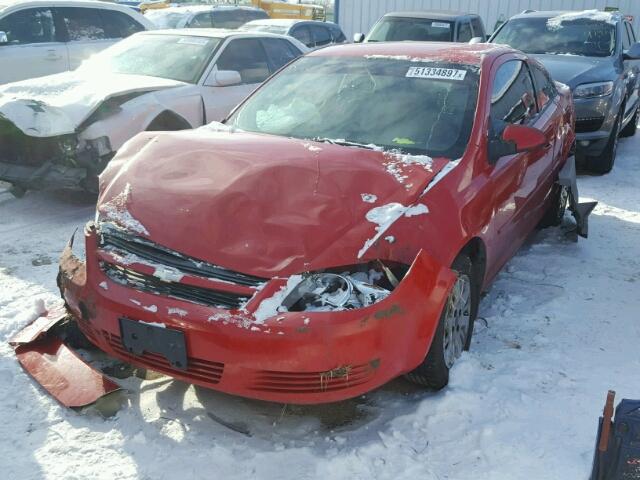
0 71 186 137
98 130 452 277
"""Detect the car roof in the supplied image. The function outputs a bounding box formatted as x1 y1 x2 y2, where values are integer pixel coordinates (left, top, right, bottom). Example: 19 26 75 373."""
310 42 511 66
147 4 265 15
383 10 476 21
509 9 620 22
141 28 296 40
0 0 141 13
243 19 339 28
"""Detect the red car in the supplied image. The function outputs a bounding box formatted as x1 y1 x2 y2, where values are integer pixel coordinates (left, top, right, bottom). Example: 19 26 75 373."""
13 42 596 407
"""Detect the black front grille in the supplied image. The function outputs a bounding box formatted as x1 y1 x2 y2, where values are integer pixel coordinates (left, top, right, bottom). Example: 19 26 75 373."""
102 263 250 309
576 116 605 133
99 223 267 288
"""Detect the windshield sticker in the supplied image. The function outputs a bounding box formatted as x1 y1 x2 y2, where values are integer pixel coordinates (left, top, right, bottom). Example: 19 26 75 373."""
177 37 210 46
431 22 451 28
406 67 467 81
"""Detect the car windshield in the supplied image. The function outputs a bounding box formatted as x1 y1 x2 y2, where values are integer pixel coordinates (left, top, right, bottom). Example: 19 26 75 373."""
367 17 454 42
492 16 616 57
78 34 221 84
145 10 189 29
228 56 479 158
242 24 289 35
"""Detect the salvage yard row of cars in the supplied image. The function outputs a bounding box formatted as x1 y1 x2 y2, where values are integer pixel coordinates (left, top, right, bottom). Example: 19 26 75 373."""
3 5 637 407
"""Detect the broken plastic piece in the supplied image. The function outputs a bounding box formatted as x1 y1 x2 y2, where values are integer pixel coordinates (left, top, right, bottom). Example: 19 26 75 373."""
558 155 597 238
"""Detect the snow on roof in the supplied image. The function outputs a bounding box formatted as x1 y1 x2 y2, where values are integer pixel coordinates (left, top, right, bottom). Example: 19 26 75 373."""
0 0 142 13
145 27 291 40
244 19 300 27
546 9 617 30
384 10 470 20
155 4 264 14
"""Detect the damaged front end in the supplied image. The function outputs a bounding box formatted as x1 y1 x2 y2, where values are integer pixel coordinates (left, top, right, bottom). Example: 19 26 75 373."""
0 117 111 195
12 221 455 406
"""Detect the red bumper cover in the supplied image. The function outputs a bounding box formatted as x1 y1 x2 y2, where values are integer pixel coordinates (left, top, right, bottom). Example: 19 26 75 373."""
56 225 454 404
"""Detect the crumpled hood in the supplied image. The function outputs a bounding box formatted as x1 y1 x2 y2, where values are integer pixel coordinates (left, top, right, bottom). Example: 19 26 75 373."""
532 54 616 89
98 129 449 277
0 71 186 137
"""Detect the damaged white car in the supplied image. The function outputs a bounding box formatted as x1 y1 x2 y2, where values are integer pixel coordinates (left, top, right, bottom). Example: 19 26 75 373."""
0 29 306 194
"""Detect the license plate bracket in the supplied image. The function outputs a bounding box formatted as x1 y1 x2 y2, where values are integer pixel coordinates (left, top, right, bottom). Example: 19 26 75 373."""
119 318 187 370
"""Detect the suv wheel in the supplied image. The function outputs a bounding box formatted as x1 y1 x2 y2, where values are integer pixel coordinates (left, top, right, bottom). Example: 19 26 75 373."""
620 106 638 138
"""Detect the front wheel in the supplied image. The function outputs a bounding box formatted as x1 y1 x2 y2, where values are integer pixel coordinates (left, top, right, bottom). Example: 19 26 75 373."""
619 106 638 138
405 255 477 390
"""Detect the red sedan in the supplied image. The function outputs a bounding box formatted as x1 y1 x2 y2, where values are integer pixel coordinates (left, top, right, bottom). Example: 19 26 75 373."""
13 42 595 407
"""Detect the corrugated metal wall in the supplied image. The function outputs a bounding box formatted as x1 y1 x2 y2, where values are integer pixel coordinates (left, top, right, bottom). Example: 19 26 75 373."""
336 0 640 38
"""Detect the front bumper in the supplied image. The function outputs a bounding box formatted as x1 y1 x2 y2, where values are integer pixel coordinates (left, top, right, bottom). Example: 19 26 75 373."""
0 161 88 191
57 225 454 404
573 96 618 156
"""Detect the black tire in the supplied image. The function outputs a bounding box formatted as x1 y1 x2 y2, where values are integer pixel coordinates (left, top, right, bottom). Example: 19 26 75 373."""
619 106 638 138
586 108 622 175
405 255 478 390
539 183 569 228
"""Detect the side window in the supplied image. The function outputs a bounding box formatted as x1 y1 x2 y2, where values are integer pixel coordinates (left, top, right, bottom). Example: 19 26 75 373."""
622 22 632 50
291 25 312 47
491 60 537 126
331 26 346 43
189 13 213 28
244 10 269 23
100 11 144 38
530 63 557 111
457 21 472 42
470 17 484 38
310 25 331 47
59 7 106 41
261 38 300 72
0 8 57 45
212 10 244 29
215 38 270 84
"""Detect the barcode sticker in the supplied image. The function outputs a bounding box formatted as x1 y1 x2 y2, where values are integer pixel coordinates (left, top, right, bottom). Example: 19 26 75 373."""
406 66 467 81
432 22 451 28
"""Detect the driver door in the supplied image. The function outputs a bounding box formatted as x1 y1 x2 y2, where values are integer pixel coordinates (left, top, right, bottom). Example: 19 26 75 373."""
0 7 68 84
484 59 549 276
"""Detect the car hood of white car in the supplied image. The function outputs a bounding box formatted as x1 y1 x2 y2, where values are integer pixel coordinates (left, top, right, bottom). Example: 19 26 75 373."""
0 71 187 138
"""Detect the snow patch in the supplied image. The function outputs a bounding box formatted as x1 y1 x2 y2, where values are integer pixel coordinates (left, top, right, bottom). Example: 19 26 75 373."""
358 203 429 258
547 10 616 30
139 320 165 329
98 183 149 235
129 299 141 306
361 193 377 204
253 275 303 324
167 307 188 317
143 304 158 313
364 55 433 62
383 152 433 188
153 266 184 283
98 281 108 290
302 142 322 153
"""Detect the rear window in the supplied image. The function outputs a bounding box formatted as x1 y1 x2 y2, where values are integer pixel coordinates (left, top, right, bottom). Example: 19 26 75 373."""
367 17 454 42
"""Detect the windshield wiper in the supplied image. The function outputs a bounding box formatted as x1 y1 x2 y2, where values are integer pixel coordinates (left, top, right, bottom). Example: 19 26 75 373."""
311 137 379 150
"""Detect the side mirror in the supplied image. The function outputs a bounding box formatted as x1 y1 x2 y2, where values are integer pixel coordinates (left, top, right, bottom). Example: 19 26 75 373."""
489 123 546 163
623 42 640 60
353 33 365 43
0 31 8 45
204 69 242 87
469 36 484 44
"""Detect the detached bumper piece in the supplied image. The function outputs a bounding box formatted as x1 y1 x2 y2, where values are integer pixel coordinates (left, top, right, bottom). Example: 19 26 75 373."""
559 156 597 238
0 161 87 194
9 304 120 409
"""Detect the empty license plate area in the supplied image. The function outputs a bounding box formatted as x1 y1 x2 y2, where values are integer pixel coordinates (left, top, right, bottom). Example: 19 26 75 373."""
119 318 187 370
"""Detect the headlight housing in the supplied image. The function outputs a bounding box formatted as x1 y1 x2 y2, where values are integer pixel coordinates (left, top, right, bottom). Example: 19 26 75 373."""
282 272 391 312
573 81 614 99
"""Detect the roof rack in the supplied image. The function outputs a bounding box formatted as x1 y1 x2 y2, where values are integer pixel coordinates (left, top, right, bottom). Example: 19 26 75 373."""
521 9 536 14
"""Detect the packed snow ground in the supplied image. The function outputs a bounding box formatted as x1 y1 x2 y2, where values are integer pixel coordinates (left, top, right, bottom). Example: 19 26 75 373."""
1 135 639 480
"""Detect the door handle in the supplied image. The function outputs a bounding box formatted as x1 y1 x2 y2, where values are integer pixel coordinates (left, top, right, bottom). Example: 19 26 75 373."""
45 49 62 61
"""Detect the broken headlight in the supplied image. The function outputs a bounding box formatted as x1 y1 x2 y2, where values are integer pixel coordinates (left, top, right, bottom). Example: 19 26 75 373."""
282 273 391 312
